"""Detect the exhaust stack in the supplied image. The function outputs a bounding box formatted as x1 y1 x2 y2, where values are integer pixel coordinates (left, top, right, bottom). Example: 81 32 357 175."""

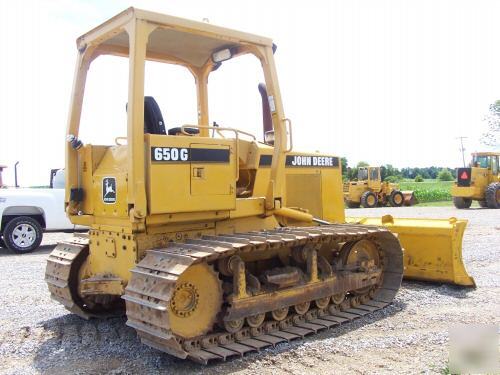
14 161 19 188
258 83 273 143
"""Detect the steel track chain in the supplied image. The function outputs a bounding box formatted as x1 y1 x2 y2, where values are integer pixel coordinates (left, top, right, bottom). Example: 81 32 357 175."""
123 224 403 363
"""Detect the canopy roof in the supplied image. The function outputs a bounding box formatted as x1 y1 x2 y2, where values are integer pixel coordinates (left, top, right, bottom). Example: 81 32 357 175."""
77 7 273 68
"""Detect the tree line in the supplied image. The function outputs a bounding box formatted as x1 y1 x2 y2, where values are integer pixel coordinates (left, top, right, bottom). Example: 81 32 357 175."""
341 159 456 182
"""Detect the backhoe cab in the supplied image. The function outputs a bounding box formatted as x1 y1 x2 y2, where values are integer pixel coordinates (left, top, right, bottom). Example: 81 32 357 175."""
452 152 500 209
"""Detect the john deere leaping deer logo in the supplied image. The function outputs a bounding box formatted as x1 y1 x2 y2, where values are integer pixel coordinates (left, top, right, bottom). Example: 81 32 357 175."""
102 177 116 204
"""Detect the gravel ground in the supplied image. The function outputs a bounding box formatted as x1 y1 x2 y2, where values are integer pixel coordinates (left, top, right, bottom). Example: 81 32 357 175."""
0 207 498 374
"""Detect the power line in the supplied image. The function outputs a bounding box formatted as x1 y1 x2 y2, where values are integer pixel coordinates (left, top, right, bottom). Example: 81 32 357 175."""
456 136 468 167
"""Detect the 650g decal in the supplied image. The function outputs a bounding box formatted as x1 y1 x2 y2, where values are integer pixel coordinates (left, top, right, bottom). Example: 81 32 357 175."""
151 147 230 163
153 147 189 162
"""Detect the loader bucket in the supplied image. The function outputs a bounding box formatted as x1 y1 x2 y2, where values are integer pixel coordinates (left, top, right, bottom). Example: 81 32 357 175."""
346 215 475 287
401 191 417 206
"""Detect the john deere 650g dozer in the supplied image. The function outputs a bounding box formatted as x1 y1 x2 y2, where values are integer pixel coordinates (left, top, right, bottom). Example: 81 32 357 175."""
46 8 474 363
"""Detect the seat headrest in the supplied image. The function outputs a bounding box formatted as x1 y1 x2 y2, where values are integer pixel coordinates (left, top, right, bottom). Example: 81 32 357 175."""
144 96 166 135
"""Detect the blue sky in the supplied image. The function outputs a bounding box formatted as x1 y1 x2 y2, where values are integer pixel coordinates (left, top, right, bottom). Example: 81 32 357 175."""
0 0 499 186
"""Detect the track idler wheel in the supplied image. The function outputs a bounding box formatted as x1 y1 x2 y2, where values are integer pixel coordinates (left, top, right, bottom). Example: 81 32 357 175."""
331 292 345 305
224 319 245 333
246 313 265 328
341 239 381 295
271 306 289 321
315 297 330 309
294 301 310 315
70 245 123 317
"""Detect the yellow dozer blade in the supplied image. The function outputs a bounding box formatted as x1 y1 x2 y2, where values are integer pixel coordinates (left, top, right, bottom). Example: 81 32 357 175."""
346 215 476 287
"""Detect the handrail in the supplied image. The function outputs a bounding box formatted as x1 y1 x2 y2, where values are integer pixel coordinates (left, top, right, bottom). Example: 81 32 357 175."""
283 118 293 153
180 125 256 141
115 136 127 145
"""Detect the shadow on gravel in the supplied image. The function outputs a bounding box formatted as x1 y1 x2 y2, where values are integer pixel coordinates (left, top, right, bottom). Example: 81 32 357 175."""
402 280 475 299
0 245 54 257
33 313 244 375
32 301 407 374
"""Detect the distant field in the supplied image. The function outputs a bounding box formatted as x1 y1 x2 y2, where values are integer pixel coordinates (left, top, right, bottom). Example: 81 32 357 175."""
399 179 453 204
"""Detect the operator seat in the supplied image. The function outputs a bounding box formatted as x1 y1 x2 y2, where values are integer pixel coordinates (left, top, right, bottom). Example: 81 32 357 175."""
143 96 166 135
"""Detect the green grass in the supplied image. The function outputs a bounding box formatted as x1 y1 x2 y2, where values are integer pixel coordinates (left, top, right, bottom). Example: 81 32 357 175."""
399 179 453 203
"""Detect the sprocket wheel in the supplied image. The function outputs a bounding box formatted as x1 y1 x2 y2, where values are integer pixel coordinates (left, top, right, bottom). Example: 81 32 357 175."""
169 262 222 338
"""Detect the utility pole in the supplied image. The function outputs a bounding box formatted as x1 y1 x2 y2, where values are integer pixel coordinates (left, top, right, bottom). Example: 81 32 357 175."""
456 137 468 167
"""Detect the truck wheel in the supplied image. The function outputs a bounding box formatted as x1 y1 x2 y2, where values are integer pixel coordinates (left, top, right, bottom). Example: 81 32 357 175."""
389 191 404 207
360 191 378 208
478 200 488 208
485 182 500 209
346 201 360 208
3 217 43 254
453 197 472 209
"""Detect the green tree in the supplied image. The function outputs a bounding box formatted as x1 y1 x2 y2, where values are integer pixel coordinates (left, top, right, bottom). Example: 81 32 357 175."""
414 174 424 182
341 157 349 181
384 175 401 183
428 166 439 179
381 164 401 180
400 167 411 178
437 168 454 181
482 100 500 148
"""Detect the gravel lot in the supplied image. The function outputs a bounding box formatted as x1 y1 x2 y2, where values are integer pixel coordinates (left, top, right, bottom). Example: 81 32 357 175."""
0 207 498 374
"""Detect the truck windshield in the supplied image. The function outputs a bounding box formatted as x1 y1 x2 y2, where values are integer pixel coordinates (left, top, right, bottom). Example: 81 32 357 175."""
473 155 490 168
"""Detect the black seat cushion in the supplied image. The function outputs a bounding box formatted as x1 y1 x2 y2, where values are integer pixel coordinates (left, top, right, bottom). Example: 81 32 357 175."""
144 96 166 135
168 127 200 135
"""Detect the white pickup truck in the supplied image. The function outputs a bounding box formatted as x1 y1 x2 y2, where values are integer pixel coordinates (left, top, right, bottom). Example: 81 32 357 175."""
0 170 77 253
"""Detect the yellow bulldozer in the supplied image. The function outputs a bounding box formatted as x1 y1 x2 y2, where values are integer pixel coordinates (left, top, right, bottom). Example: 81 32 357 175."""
344 166 415 208
451 152 500 209
45 8 474 364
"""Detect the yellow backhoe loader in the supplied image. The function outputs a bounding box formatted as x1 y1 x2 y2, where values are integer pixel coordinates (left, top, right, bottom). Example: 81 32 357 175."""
45 8 474 364
344 166 415 208
451 152 500 209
